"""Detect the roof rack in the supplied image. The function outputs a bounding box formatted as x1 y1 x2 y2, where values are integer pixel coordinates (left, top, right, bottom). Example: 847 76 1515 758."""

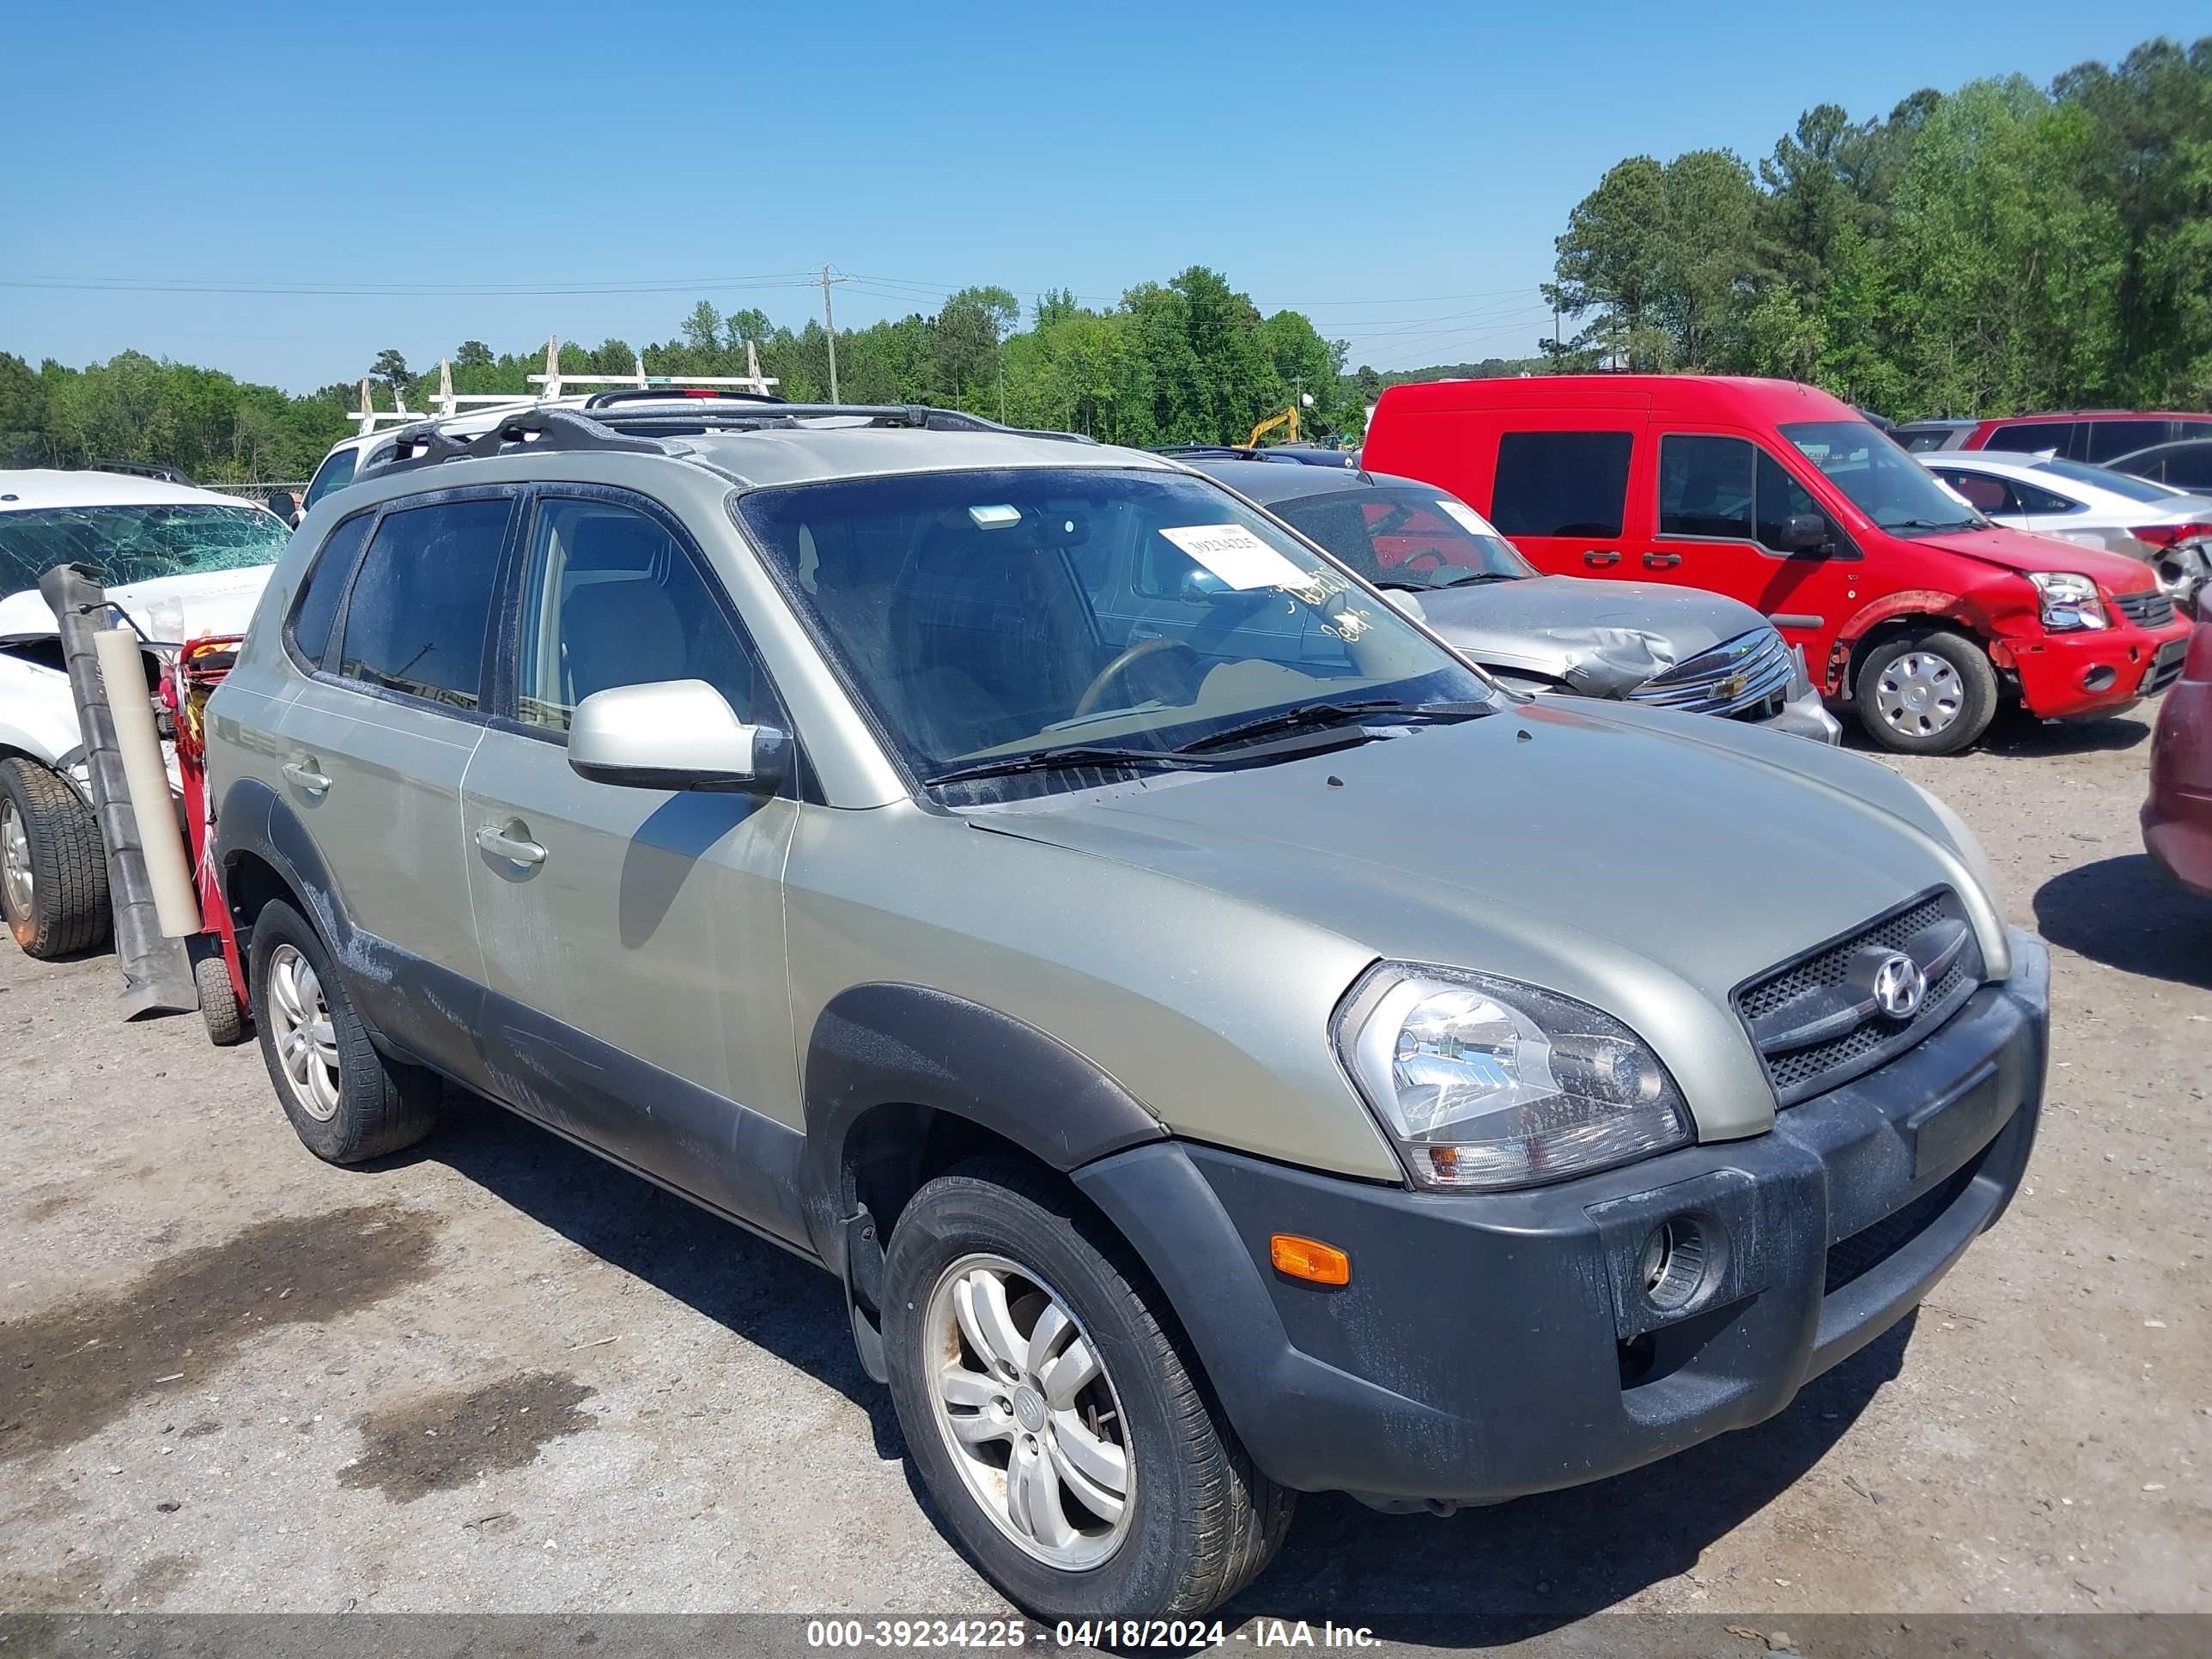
359 402 1099 483
582 386 788 410
89 459 195 484
343 337 783 437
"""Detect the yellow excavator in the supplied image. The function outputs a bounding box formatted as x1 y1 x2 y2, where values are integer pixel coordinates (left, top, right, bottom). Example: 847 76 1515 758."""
1246 404 1302 447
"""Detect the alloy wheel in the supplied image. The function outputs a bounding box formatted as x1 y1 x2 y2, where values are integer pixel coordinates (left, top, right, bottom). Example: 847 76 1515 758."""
924 1252 1133 1571
0 798 31 921
266 944 341 1121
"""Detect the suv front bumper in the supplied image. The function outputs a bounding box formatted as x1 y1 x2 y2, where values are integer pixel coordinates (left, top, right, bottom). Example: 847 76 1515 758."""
1074 930 2047 1504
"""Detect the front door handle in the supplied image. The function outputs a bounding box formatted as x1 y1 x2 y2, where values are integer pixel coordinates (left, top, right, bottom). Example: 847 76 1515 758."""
281 759 331 793
1583 550 1620 568
476 823 547 866
1643 551 1682 569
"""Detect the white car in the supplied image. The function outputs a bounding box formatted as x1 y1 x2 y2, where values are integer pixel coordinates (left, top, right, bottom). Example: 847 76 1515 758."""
1919 451 2211 605
0 469 291 957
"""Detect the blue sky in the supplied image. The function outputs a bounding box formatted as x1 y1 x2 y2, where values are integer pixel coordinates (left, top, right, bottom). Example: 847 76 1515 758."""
3 2 2201 392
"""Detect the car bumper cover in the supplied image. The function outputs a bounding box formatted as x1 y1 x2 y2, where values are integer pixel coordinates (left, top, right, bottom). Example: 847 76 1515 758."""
1074 930 2048 1504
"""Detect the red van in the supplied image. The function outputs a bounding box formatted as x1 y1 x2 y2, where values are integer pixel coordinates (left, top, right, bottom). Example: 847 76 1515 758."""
1363 375 2194 753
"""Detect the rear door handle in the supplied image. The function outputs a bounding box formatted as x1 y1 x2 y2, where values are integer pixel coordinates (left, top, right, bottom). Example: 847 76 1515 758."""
476 823 547 866
1583 550 1620 568
1643 552 1682 569
281 759 331 793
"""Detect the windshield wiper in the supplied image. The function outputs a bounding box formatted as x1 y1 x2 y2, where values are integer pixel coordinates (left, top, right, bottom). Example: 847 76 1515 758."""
922 744 1216 787
1172 698 1490 756
1886 517 1984 532
1436 571 1518 588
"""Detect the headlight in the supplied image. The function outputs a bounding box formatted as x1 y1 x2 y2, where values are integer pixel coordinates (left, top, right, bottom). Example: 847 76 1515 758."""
2027 571 2107 631
1336 966 1692 1191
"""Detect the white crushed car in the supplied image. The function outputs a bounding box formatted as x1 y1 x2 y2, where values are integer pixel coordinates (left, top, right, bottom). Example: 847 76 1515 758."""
0 468 290 956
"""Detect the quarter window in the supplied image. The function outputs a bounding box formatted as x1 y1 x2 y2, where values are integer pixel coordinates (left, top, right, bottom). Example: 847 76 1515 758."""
288 512 373 665
335 496 510 709
1491 431 1632 538
513 498 766 734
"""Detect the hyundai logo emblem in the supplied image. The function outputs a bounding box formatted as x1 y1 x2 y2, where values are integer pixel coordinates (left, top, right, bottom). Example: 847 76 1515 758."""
1870 952 1927 1020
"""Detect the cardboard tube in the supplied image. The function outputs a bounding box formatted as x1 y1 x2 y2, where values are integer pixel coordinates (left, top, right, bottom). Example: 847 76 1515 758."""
94 629 203 938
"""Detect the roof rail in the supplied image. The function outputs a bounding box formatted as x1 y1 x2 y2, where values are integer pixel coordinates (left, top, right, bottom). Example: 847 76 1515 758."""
357 401 1099 483
582 386 789 410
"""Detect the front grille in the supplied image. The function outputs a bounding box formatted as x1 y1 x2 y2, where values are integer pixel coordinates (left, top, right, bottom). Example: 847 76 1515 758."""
1825 1144 1989 1295
2112 589 2175 629
1735 890 1984 1107
1630 628 1796 720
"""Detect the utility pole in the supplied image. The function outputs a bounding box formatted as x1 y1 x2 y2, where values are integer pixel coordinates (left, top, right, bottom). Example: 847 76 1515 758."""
818 264 849 403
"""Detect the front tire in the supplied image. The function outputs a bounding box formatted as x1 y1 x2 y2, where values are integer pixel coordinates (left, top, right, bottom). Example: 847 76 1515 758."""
248 898 438 1162
882 1158 1291 1620
1853 629 1998 755
0 757 111 959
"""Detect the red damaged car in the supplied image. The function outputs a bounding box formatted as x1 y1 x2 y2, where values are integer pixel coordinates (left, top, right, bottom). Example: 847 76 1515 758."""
1364 376 2195 754
2144 611 2212 898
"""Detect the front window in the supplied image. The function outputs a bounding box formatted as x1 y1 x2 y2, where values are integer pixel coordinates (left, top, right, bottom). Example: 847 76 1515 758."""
1269 486 1534 589
0 502 291 597
302 447 359 510
1780 421 1985 536
738 466 1494 793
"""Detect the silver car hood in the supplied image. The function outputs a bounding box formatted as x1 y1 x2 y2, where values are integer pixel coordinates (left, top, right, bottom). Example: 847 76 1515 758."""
977 697 2008 1140
1413 574 1771 696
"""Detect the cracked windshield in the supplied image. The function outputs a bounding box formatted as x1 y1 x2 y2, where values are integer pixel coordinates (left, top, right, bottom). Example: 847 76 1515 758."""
738 466 1493 790
0 502 291 596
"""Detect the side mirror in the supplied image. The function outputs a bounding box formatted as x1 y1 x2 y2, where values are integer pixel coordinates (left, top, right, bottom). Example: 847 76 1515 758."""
1179 567 1231 602
1781 512 1832 555
568 679 790 795
1380 588 1429 623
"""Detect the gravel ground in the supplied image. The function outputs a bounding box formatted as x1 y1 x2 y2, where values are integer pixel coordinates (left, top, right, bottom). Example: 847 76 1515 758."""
1 707 2206 1640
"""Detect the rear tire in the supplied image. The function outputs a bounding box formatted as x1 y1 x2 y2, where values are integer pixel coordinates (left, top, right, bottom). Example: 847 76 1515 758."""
1853 629 1998 755
192 945 248 1047
882 1158 1292 1620
0 757 111 959
248 898 438 1162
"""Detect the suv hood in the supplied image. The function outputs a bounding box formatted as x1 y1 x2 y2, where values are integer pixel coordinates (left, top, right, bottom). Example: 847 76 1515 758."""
975 697 2008 1140
1913 523 2155 592
0 565 275 646
1413 574 1767 696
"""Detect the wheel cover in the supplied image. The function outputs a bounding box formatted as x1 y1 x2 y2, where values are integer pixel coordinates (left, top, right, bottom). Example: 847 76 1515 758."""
267 944 342 1121
0 798 31 921
1874 651 1964 737
924 1252 1133 1571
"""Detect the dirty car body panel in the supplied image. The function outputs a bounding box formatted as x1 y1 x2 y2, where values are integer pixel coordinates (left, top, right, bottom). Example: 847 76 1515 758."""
204 407 2046 1551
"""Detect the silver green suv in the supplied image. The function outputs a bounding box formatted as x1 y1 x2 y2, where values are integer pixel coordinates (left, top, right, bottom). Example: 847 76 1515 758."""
205 400 2048 1620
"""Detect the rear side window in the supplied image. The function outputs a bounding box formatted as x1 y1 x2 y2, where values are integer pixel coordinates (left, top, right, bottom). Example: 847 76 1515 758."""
1491 431 1632 538
336 496 510 709
288 512 373 665
1984 422 2075 457
2086 420 2170 463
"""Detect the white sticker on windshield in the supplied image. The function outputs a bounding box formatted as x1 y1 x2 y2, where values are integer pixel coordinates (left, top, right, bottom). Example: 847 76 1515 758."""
1158 523 1309 591
1433 498 1497 538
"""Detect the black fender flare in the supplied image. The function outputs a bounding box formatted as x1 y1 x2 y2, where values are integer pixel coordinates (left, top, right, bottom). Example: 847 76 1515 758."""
799 981 1165 1273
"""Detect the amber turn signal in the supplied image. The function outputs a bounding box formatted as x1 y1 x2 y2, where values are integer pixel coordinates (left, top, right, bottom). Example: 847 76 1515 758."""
1268 1233 1351 1285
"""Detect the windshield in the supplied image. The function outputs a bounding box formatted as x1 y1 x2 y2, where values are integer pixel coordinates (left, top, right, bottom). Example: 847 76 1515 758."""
1781 420 1985 533
1268 485 1534 588
738 466 1494 792
2031 457 2180 505
0 503 291 597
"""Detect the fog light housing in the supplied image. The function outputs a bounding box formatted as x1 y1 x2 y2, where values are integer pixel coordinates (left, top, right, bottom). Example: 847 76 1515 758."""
2081 665 2117 693
1639 1216 1711 1312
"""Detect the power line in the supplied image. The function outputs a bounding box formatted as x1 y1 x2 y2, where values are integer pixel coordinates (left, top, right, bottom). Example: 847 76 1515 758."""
0 273 824 297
